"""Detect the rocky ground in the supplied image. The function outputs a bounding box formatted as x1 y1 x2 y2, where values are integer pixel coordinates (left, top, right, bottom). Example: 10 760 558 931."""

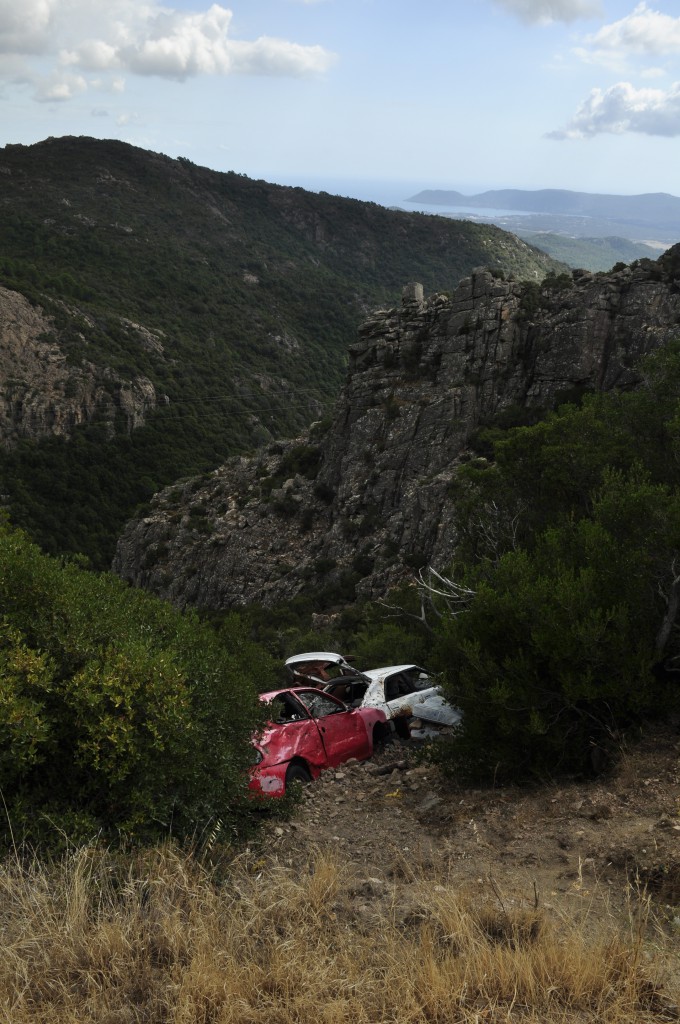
254 721 680 995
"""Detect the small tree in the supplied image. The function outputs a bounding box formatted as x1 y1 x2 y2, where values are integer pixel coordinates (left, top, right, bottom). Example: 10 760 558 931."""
0 521 262 849
429 344 680 780
434 469 680 779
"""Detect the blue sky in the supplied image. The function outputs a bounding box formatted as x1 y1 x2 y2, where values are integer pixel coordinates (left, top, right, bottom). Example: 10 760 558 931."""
2 0 680 199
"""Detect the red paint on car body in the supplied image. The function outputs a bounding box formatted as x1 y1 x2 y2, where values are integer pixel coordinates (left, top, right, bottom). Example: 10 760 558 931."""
249 686 386 797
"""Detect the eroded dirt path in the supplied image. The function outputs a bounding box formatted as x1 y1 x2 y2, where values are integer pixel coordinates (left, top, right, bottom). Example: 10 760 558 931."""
254 726 680 978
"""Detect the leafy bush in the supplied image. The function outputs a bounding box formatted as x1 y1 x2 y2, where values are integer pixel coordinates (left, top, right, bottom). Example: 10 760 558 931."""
0 520 262 849
541 271 574 292
431 344 680 780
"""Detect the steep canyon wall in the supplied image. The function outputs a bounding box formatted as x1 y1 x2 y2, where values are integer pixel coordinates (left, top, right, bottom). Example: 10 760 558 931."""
113 250 680 609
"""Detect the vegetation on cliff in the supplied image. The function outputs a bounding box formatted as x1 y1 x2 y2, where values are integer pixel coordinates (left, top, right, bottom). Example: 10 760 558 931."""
218 342 680 782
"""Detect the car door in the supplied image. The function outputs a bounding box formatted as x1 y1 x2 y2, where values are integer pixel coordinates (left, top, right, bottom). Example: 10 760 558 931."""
294 689 369 766
380 668 461 726
262 691 328 770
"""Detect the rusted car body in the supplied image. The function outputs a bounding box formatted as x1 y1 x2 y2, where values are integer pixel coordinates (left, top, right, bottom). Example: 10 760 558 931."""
249 686 388 797
284 654 462 740
358 665 462 739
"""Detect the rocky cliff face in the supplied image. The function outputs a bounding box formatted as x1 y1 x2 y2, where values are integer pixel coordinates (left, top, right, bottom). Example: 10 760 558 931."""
0 286 157 446
113 248 680 609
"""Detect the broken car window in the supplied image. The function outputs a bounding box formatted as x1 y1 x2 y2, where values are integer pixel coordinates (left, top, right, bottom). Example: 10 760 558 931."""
267 693 308 724
384 668 433 701
325 680 369 706
295 691 345 718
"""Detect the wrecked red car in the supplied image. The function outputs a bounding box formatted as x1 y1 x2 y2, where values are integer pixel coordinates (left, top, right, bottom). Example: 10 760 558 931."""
249 687 388 797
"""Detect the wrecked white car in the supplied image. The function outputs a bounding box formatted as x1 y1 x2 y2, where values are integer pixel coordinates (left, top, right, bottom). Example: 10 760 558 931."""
357 665 462 740
284 653 462 740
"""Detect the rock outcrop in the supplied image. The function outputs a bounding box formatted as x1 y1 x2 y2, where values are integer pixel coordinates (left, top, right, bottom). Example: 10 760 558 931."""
0 286 157 445
113 248 680 609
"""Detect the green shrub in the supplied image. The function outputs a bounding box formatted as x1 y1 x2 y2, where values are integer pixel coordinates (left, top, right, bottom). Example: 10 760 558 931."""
518 281 541 320
313 481 335 504
541 272 574 292
0 520 261 849
431 344 680 781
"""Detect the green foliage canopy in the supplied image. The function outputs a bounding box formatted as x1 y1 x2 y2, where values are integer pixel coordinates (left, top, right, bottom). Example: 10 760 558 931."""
433 345 680 780
0 519 265 848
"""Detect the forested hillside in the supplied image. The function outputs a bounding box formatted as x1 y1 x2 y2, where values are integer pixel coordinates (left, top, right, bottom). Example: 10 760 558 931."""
512 232 662 272
0 136 563 566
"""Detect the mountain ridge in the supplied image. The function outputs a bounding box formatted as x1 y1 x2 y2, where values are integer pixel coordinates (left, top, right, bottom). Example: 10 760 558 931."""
408 187 680 244
409 186 680 220
0 135 563 565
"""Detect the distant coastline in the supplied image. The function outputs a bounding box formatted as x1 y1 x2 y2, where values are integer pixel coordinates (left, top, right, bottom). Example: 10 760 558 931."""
260 176 680 248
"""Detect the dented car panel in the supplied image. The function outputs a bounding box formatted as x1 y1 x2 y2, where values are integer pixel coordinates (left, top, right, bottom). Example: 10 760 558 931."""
361 666 462 731
248 687 386 798
289 654 463 739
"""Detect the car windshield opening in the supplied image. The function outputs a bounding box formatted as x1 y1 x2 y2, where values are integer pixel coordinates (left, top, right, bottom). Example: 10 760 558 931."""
384 669 433 701
295 691 345 718
325 680 369 707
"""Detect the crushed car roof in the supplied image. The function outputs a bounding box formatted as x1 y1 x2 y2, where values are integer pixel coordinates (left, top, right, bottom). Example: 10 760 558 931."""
284 652 352 667
362 664 427 680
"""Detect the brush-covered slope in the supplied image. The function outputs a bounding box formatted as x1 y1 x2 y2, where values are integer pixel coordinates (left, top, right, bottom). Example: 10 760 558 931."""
513 233 663 272
113 247 680 610
0 136 562 566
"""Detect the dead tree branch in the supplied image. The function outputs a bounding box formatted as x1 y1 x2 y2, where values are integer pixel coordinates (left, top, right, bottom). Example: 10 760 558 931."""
655 554 680 660
376 566 477 634
416 566 477 622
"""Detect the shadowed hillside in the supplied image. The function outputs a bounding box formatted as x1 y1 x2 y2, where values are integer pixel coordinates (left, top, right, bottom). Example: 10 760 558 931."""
0 136 563 565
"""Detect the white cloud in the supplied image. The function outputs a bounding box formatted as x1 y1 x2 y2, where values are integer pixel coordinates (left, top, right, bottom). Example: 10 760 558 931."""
573 4 680 71
584 3 680 56
118 6 334 80
61 40 120 72
0 53 32 83
491 0 601 25
222 37 335 77
572 44 628 72
0 0 336 101
115 111 140 126
122 6 237 78
34 71 88 102
0 0 55 55
548 80 680 138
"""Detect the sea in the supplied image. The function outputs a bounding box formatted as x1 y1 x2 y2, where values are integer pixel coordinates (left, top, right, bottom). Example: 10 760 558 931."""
263 173 534 221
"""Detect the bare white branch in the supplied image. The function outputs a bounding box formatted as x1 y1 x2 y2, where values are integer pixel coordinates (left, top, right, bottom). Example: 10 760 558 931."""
655 552 680 658
474 500 524 560
415 566 477 624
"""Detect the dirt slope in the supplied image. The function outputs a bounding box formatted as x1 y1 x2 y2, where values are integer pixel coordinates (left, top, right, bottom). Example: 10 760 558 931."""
255 722 680 1000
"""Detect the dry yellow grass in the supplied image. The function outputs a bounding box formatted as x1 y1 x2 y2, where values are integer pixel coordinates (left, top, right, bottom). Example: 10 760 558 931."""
0 844 676 1023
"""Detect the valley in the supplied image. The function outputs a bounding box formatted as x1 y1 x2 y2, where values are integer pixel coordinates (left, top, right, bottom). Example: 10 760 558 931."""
0 136 562 567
